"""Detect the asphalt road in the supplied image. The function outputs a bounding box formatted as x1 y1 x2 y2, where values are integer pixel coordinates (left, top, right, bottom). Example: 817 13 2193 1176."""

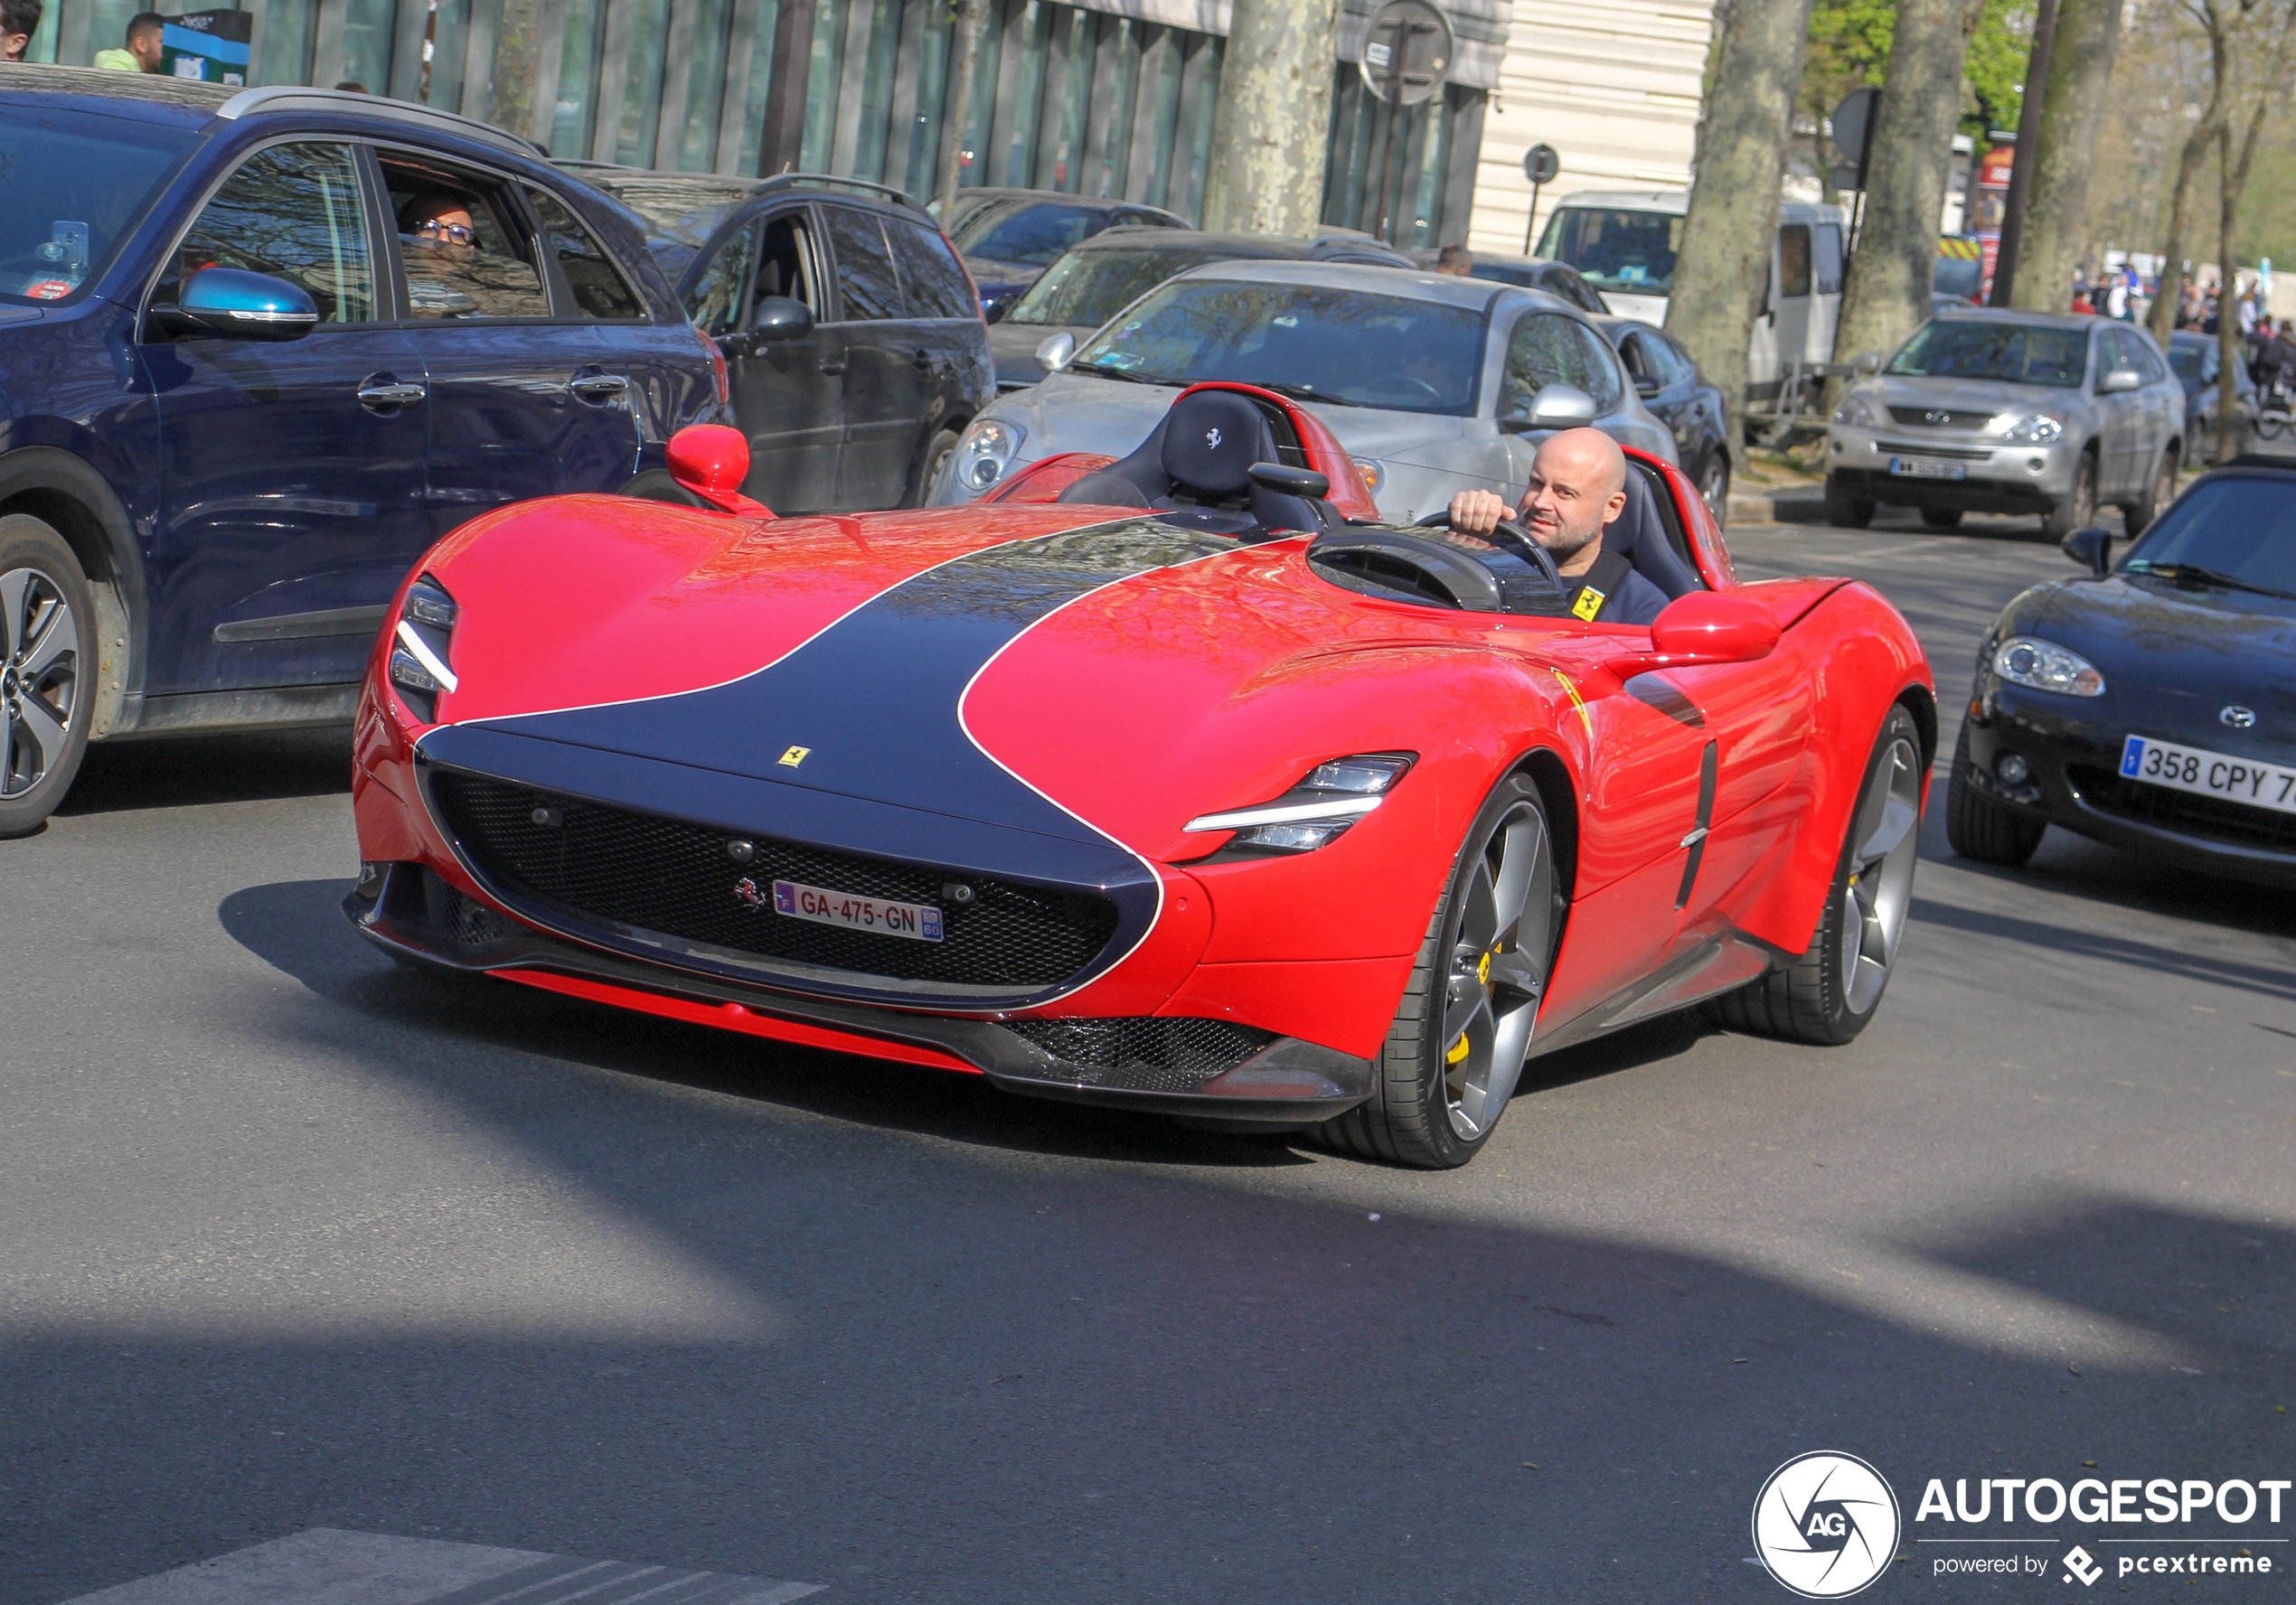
5 507 2291 1604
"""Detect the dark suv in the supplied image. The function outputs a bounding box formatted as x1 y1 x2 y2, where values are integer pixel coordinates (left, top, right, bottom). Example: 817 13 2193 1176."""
575 167 995 513
0 67 722 837
940 188 1190 319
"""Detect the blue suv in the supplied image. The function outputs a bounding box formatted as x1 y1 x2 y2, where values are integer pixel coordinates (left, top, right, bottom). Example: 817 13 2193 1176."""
0 66 724 836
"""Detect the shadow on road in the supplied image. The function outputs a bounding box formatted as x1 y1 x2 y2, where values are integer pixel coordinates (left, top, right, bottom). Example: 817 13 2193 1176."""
61 727 353 817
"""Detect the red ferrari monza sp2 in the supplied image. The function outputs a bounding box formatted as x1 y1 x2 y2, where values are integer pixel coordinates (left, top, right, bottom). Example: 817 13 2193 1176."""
347 385 1934 1169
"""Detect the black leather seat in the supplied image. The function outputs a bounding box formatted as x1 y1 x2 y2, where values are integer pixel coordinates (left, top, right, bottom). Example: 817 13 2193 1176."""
1056 389 1326 537
1607 461 1705 599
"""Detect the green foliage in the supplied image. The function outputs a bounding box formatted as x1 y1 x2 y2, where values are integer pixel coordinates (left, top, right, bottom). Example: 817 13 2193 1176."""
1801 0 2037 145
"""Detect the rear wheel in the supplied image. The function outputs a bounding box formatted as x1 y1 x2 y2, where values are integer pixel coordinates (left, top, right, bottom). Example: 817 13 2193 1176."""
1824 477 1874 528
2041 450 2097 539
908 426 962 508
1944 727 2046 866
1313 773 1563 1169
1707 705 1922 1046
1920 507 1963 529
0 515 97 840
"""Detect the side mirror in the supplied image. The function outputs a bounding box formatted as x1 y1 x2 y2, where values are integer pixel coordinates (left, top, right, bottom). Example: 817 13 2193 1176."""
666 424 769 516
1248 462 1331 500
1645 592 1780 664
156 267 319 342
1505 382 1598 432
1633 374 1661 399
2061 525 2113 577
1035 331 1077 373
2097 367 2141 395
982 296 1008 324
749 296 813 341
1854 351 1882 375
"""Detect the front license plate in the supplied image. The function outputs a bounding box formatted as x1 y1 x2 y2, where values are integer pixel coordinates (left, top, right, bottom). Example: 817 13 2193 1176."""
2121 736 2296 815
769 878 944 942
1888 456 1968 480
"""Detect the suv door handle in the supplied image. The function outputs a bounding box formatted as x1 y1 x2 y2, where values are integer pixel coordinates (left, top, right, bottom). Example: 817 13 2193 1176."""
911 347 938 371
817 356 846 375
568 371 630 400
357 375 426 410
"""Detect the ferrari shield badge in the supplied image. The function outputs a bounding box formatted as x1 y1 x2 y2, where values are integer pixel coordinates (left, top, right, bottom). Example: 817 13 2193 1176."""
1570 586 1606 622
778 745 810 767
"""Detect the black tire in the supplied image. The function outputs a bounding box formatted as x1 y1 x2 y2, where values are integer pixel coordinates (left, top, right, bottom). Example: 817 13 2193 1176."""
908 426 962 508
2122 444 2177 537
1697 451 1730 529
1824 477 1874 528
1919 507 1963 529
1706 705 1923 1047
1943 726 2046 867
2040 449 2097 539
0 514 98 840
1313 772 1565 1169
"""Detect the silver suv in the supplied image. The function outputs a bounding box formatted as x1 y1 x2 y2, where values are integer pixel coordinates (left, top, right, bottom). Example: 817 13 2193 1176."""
1825 311 2186 536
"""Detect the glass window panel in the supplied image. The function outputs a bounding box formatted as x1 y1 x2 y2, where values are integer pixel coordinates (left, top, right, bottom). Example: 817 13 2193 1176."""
800 0 851 172
993 0 1050 189
1501 313 1623 416
899 0 952 202
333 0 397 94
381 155 550 319
1168 32 1218 223
550 0 607 157
526 183 645 318
83 0 145 66
1081 14 1137 201
846 0 900 181
819 203 901 319
1129 27 1182 206
676 0 738 170
257 0 316 85
687 222 757 333
887 219 974 319
950 0 1001 191
171 142 376 324
1813 223 1844 296
610 0 670 165
1778 224 1811 298
0 101 195 305
1041 6 1094 192
726 0 781 174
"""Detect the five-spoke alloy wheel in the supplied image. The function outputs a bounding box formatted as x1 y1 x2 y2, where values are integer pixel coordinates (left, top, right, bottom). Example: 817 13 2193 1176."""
0 516 96 839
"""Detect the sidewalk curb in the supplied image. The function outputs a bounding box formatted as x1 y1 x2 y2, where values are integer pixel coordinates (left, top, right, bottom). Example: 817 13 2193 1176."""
1727 489 1827 525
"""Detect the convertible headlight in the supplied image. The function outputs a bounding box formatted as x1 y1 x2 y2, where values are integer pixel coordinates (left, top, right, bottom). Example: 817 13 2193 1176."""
1185 753 1415 854
953 417 1026 493
2001 411 2066 444
1832 392 1882 427
1993 635 2103 697
389 575 460 721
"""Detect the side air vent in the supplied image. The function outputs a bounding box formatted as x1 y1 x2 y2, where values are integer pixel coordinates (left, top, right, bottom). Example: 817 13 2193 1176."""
1002 1017 1279 1093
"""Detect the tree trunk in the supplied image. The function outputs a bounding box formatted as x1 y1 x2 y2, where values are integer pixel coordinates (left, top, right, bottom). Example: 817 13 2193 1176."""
1830 0 1989 396
1200 0 1342 234
2147 5 2231 348
2007 0 2122 312
1663 0 1815 445
937 0 990 213
489 0 543 142
2216 99 2268 462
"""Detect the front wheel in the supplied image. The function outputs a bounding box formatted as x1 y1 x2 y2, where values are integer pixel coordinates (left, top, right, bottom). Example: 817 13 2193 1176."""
1697 451 1730 529
0 514 97 839
908 427 962 509
1313 773 1564 1169
1920 507 1963 529
1824 477 1874 529
2041 451 2097 539
2123 445 2177 536
1943 727 2046 866
1707 705 1923 1046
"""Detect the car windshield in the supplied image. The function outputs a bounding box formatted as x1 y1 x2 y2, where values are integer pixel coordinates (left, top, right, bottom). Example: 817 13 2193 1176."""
0 102 199 306
1535 207 1681 296
1887 320 2089 387
588 178 745 281
955 202 1106 268
2120 476 2296 599
1071 280 1487 415
1006 246 1228 328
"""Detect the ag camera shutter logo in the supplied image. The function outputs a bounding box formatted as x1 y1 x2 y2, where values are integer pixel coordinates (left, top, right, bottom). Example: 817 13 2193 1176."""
1752 1451 1902 1598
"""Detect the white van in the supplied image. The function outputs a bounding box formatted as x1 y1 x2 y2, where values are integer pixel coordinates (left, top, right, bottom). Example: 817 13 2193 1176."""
1535 190 1848 413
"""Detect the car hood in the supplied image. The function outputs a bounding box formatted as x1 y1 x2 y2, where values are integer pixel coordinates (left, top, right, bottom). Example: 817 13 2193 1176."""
964 256 1043 292
1871 375 2081 416
2027 577 2296 755
987 321 1095 387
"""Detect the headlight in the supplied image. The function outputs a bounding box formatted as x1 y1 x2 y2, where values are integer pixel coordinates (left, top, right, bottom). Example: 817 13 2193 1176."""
1993 635 2103 697
2002 411 2065 444
1185 753 1415 855
1353 458 1386 496
1832 393 1882 427
953 417 1026 493
389 575 460 722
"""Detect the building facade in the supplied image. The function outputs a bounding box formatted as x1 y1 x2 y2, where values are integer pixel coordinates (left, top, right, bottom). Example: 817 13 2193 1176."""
28 0 1507 249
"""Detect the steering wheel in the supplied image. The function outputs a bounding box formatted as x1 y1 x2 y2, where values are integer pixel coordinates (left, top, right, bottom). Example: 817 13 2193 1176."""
1359 374 1446 406
1415 511 1565 591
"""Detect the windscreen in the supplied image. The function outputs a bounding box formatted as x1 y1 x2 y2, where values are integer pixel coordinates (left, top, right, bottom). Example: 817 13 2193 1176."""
1071 279 1487 415
1006 246 1226 328
955 202 1106 268
1535 207 1681 296
587 177 745 282
0 102 197 305
1887 320 2088 388
2120 477 2296 599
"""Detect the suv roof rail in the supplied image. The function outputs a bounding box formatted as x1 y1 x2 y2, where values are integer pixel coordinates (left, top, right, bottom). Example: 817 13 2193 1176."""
215 85 546 162
756 171 920 211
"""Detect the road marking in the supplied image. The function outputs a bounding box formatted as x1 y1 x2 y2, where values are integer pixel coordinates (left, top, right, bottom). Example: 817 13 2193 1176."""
56 1527 823 1605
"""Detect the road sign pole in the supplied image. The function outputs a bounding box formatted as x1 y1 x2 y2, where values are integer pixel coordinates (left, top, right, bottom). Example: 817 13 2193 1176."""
1522 181 1542 254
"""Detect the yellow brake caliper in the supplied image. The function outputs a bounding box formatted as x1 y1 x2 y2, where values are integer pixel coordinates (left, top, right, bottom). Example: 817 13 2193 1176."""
1447 952 1495 1064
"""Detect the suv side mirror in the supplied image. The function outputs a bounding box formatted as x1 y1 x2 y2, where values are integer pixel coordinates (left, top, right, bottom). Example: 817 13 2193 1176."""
1035 331 1077 373
1854 351 1882 375
750 296 813 341
2061 525 2113 577
2097 367 2141 394
1504 382 1598 432
155 267 319 342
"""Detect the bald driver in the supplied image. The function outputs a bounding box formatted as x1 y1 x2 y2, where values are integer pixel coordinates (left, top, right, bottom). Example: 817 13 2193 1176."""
1445 427 1668 626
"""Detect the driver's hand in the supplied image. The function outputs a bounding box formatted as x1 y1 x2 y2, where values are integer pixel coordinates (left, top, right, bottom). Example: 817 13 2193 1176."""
1448 488 1508 534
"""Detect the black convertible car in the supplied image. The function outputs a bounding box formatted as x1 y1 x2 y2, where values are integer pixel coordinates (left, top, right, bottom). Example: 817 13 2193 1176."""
1948 459 2296 885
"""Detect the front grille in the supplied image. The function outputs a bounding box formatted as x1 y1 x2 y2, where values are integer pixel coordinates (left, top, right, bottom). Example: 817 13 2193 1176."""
428 770 1122 990
2069 765 2296 853
1003 1017 1278 1092
1873 438 1995 461
1888 406 1995 429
